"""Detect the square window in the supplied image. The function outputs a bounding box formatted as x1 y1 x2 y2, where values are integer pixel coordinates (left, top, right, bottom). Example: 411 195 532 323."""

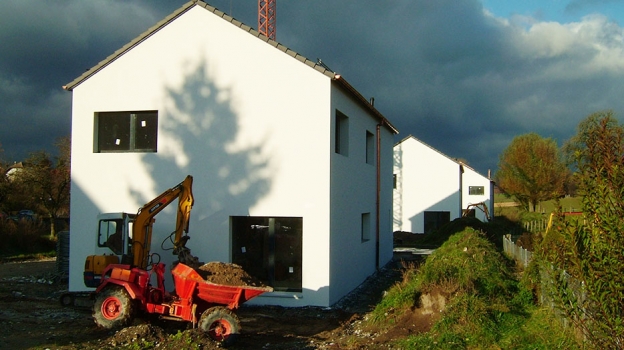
95 111 157 153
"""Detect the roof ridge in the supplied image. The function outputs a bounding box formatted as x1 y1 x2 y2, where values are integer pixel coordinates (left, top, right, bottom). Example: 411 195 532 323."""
61 1 398 135
63 0 335 90
396 135 481 171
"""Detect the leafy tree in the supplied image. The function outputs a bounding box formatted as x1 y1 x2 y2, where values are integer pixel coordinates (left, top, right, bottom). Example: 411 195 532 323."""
495 133 567 212
543 111 624 348
19 137 70 238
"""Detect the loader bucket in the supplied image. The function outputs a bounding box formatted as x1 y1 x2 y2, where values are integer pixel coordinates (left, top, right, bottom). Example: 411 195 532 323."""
171 263 203 300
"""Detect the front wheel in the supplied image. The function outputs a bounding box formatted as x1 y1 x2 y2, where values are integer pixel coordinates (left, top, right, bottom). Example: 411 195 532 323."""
93 286 135 329
199 306 241 346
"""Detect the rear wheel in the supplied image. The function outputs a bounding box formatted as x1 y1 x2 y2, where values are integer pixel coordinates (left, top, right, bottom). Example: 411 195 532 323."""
199 306 240 346
93 286 135 329
59 292 75 307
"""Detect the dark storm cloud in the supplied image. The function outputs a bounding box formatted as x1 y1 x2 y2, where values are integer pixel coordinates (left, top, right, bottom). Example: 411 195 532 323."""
0 0 164 160
271 1 624 174
1 0 624 176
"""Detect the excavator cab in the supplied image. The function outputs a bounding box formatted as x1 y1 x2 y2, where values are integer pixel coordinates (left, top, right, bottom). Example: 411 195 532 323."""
84 212 135 287
97 213 134 259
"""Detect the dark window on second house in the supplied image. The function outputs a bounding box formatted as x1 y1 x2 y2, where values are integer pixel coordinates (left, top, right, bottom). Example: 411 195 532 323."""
424 211 450 234
469 186 485 195
95 111 158 153
463 209 476 218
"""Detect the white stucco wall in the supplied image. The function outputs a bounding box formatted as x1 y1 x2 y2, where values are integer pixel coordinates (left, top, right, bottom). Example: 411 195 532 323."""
69 5 338 306
393 136 494 233
328 87 395 305
393 136 461 233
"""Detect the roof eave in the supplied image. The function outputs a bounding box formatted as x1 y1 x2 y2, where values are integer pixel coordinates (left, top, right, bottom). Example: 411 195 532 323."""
332 75 399 134
63 1 198 91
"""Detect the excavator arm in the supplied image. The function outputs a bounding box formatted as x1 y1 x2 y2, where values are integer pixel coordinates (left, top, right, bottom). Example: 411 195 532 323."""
462 202 491 221
132 175 195 269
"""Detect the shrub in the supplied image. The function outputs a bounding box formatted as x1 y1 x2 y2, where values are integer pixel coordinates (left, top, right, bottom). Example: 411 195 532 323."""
0 219 56 257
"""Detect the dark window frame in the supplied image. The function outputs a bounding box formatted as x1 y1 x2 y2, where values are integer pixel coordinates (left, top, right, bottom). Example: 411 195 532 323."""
95 111 158 153
366 130 375 164
361 212 371 242
231 216 303 293
469 186 485 195
424 211 451 234
335 110 349 156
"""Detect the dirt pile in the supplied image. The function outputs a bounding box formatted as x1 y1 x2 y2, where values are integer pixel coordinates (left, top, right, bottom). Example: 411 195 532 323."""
107 324 166 348
196 262 266 287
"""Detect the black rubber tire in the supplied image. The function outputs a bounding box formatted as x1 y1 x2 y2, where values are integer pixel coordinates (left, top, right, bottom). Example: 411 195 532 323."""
59 293 75 307
93 286 135 329
199 306 241 346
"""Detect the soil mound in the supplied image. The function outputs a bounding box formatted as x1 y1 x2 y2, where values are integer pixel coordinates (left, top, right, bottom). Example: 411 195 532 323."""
196 262 266 287
108 324 166 347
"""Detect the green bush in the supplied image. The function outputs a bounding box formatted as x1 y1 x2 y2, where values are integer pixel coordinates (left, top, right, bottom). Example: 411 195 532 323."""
542 111 624 349
0 219 56 258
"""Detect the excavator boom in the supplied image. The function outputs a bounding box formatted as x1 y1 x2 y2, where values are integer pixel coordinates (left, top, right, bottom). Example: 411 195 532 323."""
132 175 194 269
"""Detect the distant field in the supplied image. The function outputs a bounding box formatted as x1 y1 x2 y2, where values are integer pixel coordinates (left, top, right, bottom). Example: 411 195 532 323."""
493 195 582 218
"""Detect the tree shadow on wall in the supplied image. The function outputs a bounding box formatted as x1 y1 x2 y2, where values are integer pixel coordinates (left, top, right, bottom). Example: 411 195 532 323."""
134 61 273 263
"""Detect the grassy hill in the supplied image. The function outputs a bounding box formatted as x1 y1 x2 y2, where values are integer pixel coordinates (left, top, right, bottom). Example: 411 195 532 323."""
372 218 579 349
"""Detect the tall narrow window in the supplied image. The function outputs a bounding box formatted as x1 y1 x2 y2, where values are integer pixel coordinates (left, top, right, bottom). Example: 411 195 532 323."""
335 110 349 156
366 131 375 164
361 212 371 242
95 111 158 153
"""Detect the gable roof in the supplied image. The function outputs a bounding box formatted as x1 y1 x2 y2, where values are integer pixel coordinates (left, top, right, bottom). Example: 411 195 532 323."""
395 135 490 179
63 0 398 134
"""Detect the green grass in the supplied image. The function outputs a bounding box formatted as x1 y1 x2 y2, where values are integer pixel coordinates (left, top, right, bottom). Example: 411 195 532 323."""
494 195 582 214
372 224 581 349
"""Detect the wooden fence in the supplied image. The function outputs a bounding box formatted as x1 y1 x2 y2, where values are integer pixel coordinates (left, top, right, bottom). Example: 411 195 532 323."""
502 234 532 267
523 219 547 233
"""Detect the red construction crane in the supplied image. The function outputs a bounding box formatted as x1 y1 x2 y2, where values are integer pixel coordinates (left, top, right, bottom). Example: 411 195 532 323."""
258 0 276 40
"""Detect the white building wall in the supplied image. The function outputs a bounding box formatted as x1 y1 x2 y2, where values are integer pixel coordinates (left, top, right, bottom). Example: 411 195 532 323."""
69 6 334 306
393 137 460 233
461 166 493 222
378 127 396 267
329 87 395 305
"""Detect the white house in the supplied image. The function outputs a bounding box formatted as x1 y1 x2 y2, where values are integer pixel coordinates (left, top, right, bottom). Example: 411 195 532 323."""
393 135 493 234
63 0 398 307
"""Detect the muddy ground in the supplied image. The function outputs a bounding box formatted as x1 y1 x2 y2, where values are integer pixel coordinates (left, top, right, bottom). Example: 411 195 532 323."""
0 251 429 350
